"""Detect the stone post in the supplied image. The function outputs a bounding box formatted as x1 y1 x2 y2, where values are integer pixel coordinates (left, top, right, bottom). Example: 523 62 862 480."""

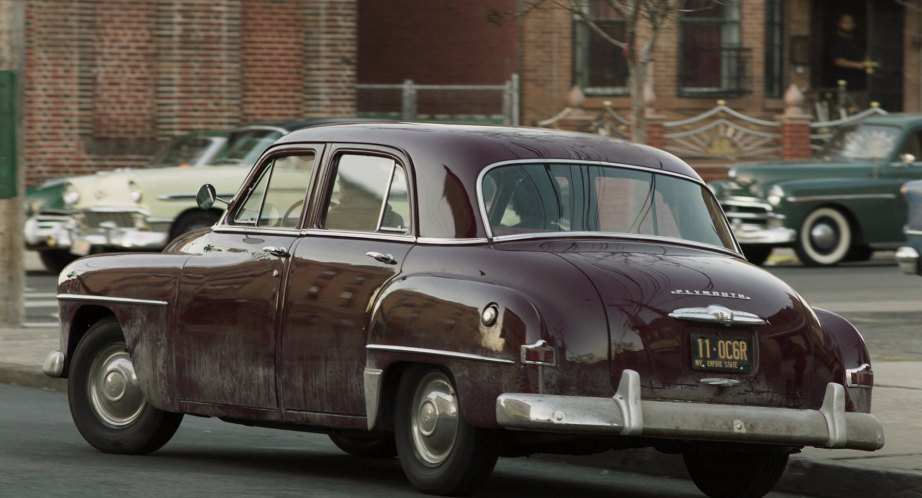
778 84 813 160
0 0 23 326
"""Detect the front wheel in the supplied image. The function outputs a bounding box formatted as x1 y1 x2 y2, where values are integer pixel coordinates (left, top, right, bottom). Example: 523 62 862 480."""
68 318 183 454
394 366 497 496
795 207 852 266
683 448 789 498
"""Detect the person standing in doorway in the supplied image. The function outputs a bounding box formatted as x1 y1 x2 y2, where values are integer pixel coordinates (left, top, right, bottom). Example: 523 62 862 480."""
829 13 872 108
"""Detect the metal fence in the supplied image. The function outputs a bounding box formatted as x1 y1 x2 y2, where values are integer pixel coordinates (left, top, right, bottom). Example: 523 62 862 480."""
356 75 520 126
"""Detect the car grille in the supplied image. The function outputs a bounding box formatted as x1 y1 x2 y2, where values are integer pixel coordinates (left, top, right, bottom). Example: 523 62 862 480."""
80 211 139 228
721 198 772 226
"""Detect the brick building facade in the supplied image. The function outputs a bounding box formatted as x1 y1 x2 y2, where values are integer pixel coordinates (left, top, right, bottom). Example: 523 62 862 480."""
23 0 356 186
14 0 922 186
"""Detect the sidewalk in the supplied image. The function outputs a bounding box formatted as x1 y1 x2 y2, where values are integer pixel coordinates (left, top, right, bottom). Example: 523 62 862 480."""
3 256 921 497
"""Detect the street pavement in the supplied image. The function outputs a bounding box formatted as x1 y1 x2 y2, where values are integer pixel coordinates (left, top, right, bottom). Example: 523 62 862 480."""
2 251 921 497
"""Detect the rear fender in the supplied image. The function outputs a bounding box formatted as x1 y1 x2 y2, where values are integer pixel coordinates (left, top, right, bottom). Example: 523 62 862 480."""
813 307 873 413
365 275 543 428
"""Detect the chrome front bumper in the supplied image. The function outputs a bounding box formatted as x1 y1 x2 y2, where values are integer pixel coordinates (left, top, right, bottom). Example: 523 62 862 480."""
731 222 797 245
24 215 74 250
895 246 919 275
496 369 884 451
69 208 170 254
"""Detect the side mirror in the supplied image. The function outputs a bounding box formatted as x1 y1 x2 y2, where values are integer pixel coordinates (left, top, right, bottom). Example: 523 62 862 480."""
196 184 218 210
901 153 917 166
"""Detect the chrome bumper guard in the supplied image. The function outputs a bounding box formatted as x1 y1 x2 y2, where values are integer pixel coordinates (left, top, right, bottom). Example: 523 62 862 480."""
895 246 919 275
43 350 65 378
495 369 884 451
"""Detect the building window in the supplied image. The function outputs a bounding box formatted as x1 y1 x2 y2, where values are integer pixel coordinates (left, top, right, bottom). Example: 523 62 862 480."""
764 0 784 98
573 2 629 96
678 0 749 98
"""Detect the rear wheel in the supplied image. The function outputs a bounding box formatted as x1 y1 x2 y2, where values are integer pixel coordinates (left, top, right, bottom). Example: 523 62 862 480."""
68 318 183 454
38 249 78 275
795 207 852 266
683 448 789 498
329 430 397 458
394 366 497 496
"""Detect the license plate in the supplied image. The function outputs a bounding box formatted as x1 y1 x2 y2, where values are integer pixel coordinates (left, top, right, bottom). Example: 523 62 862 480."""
71 239 92 256
690 333 753 373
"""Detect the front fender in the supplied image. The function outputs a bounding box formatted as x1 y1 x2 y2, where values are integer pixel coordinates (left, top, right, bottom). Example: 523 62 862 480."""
813 307 873 413
57 253 190 410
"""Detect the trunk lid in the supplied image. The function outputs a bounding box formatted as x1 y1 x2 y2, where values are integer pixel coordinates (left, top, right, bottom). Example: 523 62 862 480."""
553 240 823 409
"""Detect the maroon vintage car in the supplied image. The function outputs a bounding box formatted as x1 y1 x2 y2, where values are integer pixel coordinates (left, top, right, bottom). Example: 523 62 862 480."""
44 123 883 498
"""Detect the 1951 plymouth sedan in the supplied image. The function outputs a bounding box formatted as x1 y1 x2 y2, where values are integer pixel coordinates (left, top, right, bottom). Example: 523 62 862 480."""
44 123 883 498
710 113 922 266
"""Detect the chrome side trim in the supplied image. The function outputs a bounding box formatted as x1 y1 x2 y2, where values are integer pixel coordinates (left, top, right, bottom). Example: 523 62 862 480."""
365 344 516 365
416 237 490 245
302 228 415 243
489 232 743 259
57 294 169 307
157 192 235 201
669 305 766 326
363 368 384 430
904 229 922 236
787 194 896 203
211 226 302 237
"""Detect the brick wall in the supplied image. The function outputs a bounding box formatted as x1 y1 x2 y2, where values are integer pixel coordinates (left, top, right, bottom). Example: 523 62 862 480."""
518 6 571 126
23 0 356 187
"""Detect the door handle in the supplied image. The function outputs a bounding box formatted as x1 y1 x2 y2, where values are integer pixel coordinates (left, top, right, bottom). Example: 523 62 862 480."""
365 251 397 265
262 246 291 258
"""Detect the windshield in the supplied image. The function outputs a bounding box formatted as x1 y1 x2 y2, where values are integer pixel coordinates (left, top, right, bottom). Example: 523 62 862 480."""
482 163 736 251
150 135 223 167
822 124 900 161
208 129 284 166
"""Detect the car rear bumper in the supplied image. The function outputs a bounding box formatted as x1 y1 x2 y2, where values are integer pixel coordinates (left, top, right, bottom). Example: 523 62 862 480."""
895 246 919 275
496 369 884 451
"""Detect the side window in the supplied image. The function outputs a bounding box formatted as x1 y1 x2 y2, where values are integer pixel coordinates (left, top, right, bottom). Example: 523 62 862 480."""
323 154 410 234
232 153 315 228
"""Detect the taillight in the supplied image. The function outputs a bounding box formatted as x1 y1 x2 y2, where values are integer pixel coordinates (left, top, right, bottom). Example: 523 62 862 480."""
521 340 556 366
846 363 874 388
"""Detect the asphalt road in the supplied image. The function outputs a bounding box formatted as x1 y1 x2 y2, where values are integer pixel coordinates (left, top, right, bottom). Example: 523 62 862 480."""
0 384 812 498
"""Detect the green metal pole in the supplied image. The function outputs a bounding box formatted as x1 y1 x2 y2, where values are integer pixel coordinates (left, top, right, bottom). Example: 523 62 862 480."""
0 70 15 199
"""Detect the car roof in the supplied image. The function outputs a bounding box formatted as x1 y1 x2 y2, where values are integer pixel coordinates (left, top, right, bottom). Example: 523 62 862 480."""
273 122 703 240
276 122 699 179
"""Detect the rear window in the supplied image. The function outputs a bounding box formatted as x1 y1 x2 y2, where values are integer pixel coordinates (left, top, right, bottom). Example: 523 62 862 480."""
481 163 735 251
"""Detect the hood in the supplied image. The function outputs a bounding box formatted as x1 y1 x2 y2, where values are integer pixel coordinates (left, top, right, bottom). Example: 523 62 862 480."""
725 160 874 197
548 240 830 409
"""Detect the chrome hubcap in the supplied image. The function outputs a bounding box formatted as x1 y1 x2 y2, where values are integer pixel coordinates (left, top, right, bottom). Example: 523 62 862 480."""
810 222 838 251
88 346 146 428
411 373 459 466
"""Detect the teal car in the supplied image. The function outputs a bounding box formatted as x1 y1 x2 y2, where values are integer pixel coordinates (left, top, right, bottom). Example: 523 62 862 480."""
710 114 922 266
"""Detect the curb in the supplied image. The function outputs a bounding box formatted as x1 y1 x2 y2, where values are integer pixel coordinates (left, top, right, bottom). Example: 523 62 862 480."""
0 363 66 392
538 448 922 498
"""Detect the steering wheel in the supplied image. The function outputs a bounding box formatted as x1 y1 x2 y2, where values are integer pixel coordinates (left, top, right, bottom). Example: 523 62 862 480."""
282 199 305 226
